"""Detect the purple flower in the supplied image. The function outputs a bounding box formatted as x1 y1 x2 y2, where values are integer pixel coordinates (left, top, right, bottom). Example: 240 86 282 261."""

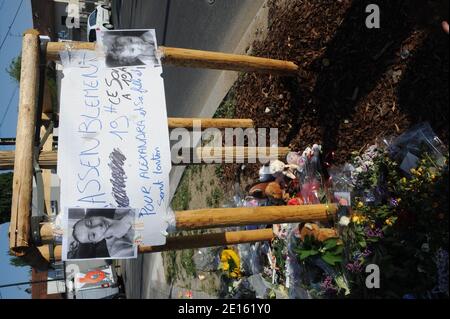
362 248 372 258
390 198 399 207
321 276 338 294
346 260 363 273
364 227 384 238
353 249 372 260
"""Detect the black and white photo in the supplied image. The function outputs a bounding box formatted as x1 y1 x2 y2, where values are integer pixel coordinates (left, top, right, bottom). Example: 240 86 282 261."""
99 29 160 67
63 208 137 260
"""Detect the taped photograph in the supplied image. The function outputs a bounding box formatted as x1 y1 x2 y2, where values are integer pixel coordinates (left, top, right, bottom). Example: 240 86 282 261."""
63 208 137 260
99 29 161 67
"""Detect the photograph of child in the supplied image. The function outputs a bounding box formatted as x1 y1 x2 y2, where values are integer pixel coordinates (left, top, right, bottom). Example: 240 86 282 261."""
64 208 137 260
100 29 160 68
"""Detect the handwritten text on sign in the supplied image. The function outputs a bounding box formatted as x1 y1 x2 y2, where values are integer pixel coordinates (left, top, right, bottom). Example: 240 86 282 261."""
58 51 171 246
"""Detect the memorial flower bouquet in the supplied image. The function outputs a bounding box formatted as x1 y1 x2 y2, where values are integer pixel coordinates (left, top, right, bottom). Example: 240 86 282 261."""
293 146 448 298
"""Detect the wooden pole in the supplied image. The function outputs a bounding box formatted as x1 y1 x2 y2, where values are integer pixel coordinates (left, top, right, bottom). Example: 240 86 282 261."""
39 205 333 240
174 147 291 165
38 228 275 262
139 229 274 253
168 118 254 129
158 47 298 75
38 228 274 262
37 203 335 262
45 42 298 75
40 125 53 215
39 222 54 243
1 147 290 169
0 150 56 170
175 204 337 231
46 41 95 60
41 116 254 129
9 30 40 255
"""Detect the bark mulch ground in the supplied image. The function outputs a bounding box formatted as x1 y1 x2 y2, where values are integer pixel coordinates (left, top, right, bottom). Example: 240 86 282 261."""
222 0 449 184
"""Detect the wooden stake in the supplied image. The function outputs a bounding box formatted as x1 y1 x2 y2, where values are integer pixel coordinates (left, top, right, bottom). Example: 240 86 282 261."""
41 116 254 130
45 42 298 75
175 204 337 230
139 229 274 253
1 147 290 169
174 147 291 165
0 150 56 170
9 30 40 255
168 118 254 129
158 46 298 75
38 229 275 262
40 124 53 215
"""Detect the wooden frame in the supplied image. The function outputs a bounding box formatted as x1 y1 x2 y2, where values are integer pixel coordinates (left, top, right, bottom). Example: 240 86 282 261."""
6 31 336 264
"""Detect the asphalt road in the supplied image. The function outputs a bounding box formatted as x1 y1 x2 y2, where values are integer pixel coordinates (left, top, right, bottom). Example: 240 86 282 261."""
111 0 265 118
111 0 266 299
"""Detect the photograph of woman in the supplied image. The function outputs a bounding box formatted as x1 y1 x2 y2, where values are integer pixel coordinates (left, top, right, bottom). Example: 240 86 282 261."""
100 29 161 68
65 208 137 260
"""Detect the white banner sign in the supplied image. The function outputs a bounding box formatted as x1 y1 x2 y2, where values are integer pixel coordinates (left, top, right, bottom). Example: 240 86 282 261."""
58 38 171 255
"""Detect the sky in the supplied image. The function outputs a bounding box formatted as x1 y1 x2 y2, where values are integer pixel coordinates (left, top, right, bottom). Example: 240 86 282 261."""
0 0 33 299
0 0 33 146
0 223 31 299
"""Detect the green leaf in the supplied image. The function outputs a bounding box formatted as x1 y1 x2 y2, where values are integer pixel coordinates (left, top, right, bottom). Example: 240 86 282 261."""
323 238 338 250
334 245 344 255
359 240 367 248
321 252 343 266
298 249 319 261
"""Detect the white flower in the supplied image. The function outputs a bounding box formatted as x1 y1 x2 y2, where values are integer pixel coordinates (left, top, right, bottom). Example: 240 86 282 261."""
364 160 373 167
269 160 286 174
339 216 351 227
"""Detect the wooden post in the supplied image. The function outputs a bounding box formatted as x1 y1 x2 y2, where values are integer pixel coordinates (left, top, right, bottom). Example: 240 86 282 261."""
37 228 275 262
0 150 56 170
46 41 95 60
40 125 53 215
39 222 54 243
174 147 291 165
39 205 334 241
139 229 274 253
41 116 254 130
9 30 40 255
1 147 290 169
159 46 298 75
168 118 253 129
175 204 337 231
45 42 298 75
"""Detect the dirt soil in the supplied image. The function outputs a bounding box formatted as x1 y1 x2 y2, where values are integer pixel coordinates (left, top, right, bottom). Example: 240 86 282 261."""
223 0 449 183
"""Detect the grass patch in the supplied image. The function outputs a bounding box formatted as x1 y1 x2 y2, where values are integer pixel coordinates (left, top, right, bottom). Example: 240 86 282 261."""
214 165 224 178
214 91 236 119
163 250 178 283
171 169 191 211
180 249 197 279
207 187 223 208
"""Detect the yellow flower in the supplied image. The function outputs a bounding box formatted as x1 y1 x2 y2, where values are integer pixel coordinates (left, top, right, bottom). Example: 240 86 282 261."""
357 201 364 209
397 198 402 203
352 214 367 225
385 218 395 226
401 177 407 184
220 249 241 278
410 168 417 174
